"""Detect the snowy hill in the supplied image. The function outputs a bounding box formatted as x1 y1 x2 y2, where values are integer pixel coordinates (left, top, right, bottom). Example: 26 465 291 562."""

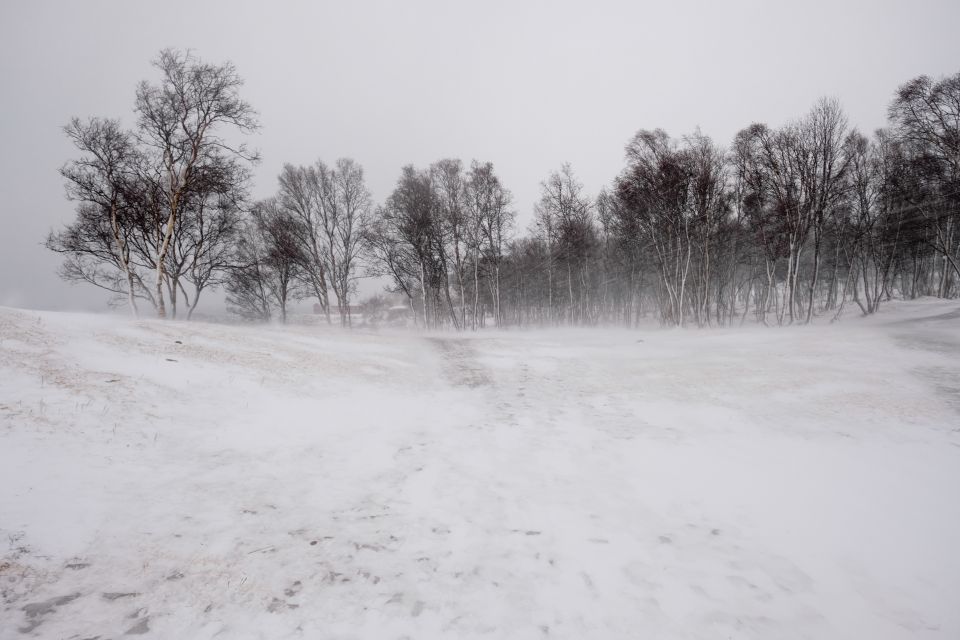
1 301 959 639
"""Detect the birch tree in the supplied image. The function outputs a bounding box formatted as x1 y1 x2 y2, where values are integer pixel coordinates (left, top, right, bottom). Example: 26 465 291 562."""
226 200 304 323
135 48 259 318
276 163 331 322
534 164 594 324
433 159 469 329
322 159 373 326
466 161 515 327
889 71 960 289
49 118 151 314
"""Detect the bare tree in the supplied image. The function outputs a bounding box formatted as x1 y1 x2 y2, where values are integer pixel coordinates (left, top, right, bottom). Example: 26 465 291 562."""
49 118 151 314
615 130 728 326
467 161 514 327
366 204 424 314
135 48 259 318
226 200 304 323
800 98 851 322
174 158 249 319
375 167 438 327
276 163 331 322
276 158 373 326
731 100 850 325
889 72 960 289
534 164 594 324
318 159 373 326
433 159 469 330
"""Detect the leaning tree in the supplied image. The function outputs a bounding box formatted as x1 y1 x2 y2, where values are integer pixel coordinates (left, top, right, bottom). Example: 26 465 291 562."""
49 49 259 318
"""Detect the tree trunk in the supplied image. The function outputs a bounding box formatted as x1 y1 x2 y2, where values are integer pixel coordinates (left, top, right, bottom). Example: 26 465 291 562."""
419 260 429 330
805 229 822 324
472 256 480 331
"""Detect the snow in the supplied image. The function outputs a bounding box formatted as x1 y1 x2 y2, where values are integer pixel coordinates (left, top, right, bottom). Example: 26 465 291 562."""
1 300 959 639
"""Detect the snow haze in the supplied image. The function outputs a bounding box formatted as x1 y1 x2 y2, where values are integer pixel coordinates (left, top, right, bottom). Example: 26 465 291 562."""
2 2 960 638
2 0 960 312
1 300 959 638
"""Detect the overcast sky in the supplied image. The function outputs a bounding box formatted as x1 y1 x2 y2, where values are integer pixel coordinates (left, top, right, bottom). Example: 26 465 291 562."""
1 0 958 313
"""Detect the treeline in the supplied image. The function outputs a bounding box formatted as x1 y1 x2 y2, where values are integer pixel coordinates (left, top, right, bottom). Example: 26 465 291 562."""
49 49 960 328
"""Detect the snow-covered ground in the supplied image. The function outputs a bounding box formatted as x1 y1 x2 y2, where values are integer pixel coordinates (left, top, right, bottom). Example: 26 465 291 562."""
1 300 958 640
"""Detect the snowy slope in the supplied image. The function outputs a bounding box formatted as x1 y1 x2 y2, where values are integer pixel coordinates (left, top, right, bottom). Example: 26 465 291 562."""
1 301 959 639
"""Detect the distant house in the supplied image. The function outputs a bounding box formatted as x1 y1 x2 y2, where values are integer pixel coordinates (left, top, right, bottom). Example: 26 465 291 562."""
313 303 362 316
386 305 413 325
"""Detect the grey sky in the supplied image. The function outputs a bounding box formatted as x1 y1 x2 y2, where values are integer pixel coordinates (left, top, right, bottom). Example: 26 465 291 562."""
1 0 958 312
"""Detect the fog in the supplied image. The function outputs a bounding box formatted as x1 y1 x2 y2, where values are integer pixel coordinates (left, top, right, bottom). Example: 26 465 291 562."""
1 0 958 312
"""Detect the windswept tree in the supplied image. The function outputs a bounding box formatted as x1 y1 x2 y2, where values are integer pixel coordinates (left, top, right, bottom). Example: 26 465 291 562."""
135 48 259 318
596 185 648 326
433 158 469 329
172 158 250 319
276 163 331 321
226 200 304 323
800 98 852 322
276 158 373 326
367 204 423 314
47 118 152 314
380 166 439 328
888 71 960 291
842 129 906 314
535 164 595 324
614 130 729 326
466 161 514 327
49 49 258 318
368 160 515 330
51 62 960 326
323 159 373 326
732 99 851 324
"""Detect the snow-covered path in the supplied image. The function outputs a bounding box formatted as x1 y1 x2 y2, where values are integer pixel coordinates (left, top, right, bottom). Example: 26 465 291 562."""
1 301 958 639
